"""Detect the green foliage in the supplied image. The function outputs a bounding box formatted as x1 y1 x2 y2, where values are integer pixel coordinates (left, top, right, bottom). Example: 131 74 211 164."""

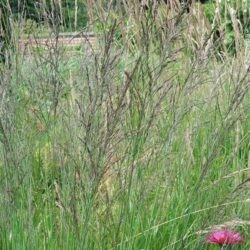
61 0 88 31
203 1 216 23
6 0 88 31
203 0 250 54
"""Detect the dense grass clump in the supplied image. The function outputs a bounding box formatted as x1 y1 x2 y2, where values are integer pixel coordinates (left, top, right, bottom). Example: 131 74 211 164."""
0 1 249 249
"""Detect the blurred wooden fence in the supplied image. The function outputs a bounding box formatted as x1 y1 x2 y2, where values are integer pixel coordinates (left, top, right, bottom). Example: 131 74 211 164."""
18 32 96 52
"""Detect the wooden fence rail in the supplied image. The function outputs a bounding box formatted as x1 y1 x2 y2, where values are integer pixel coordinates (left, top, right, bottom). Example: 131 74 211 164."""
18 32 96 52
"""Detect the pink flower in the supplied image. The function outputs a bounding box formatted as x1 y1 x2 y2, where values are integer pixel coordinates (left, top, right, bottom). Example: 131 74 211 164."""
206 229 243 246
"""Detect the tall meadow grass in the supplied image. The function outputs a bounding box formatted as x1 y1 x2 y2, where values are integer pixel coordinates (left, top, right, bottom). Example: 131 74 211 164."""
0 0 249 249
